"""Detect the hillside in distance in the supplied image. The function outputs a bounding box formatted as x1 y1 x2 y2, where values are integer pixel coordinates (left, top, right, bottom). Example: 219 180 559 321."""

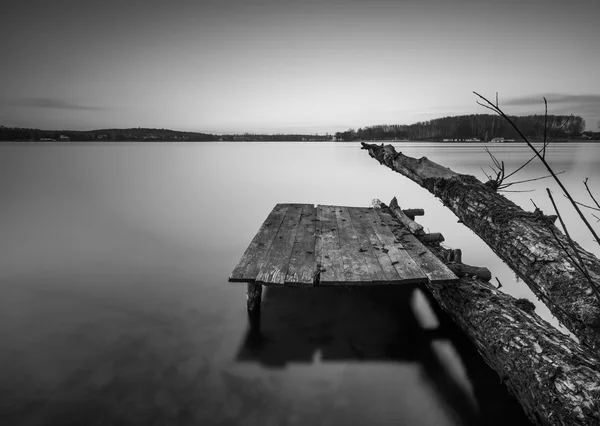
0 126 216 142
0 126 333 142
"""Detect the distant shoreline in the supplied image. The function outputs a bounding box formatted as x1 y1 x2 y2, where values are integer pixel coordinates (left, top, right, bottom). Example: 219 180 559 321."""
3 139 600 144
2 112 599 143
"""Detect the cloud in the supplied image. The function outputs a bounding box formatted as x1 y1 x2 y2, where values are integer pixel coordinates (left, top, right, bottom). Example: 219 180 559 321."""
504 94 600 107
502 93 600 129
15 97 105 111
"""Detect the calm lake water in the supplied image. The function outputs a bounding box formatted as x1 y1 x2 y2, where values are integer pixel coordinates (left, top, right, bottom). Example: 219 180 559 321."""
1 141 599 425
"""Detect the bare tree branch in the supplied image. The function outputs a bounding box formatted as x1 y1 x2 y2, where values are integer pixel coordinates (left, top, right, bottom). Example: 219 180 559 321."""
474 91 600 248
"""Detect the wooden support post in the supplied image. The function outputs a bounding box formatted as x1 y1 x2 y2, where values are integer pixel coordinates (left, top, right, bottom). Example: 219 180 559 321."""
246 283 262 311
421 232 445 243
402 208 425 220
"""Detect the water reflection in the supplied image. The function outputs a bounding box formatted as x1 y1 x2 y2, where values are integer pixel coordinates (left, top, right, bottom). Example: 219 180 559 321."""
236 285 529 425
4 141 594 425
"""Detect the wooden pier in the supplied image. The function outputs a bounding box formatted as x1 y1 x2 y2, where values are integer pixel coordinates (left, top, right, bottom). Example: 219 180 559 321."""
230 197 600 425
230 203 458 310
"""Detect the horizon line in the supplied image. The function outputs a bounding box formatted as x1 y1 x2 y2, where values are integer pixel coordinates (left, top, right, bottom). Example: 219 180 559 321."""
2 111 591 135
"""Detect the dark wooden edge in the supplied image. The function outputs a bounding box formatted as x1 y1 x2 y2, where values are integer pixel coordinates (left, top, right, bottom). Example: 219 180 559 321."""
318 277 428 286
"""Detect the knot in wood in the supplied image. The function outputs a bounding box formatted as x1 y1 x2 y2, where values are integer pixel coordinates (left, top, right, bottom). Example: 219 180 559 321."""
484 179 500 191
515 298 536 314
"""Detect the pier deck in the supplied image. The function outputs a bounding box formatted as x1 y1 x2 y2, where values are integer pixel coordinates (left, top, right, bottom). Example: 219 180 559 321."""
230 203 457 295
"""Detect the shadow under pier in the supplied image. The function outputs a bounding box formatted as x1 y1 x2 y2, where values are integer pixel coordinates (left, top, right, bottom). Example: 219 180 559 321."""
236 285 531 426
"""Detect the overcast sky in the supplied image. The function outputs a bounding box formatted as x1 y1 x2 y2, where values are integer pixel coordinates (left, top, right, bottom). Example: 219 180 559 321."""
1 0 599 133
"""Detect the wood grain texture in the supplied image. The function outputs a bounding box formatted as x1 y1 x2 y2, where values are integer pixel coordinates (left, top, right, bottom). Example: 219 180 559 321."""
316 205 346 284
285 204 318 285
335 206 373 283
229 204 289 282
255 204 305 284
364 208 428 284
347 207 398 283
231 202 451 286
374 208 457 283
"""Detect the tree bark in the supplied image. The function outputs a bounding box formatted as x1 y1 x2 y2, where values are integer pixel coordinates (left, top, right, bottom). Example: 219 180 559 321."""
377 201 600 426
362 142 600 354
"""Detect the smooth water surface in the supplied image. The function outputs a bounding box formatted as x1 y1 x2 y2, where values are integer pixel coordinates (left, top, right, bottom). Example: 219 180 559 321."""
2 141 598 425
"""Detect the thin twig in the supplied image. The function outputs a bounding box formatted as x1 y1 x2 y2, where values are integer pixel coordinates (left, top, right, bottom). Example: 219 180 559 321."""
500 171 566 189
504 150 544 181
476 101 498 114
483 146 506 188
503 137 553 182
495 277 502 289
480 166 492 181
499 189 536 193
584 177 600 210
543 97 548 159
548 115 574 144
485 146 502 170
568 197 600 212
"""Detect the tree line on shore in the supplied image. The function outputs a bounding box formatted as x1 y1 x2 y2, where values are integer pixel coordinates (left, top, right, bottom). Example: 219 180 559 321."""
335 114 588 141
1 114 597 142
0 126 332 142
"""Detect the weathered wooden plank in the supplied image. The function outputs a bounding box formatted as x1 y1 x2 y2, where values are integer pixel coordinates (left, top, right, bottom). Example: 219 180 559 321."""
335 207 374 283
355 208 407 283
229 204 289 282
364 209 428 284
375 208 458 283
285 204 318 285
316 205 346 284
346 207 398 283
255 204 305 284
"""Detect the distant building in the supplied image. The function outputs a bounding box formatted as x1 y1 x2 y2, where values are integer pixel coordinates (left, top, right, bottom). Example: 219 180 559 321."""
58 135 70 141
443 137 480 142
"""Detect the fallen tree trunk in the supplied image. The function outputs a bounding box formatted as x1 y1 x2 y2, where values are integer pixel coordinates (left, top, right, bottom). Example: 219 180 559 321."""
376 200 600 426
362 142 600 354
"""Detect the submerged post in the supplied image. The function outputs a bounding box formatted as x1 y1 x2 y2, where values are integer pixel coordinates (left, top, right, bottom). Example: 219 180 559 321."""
246 283 263 311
